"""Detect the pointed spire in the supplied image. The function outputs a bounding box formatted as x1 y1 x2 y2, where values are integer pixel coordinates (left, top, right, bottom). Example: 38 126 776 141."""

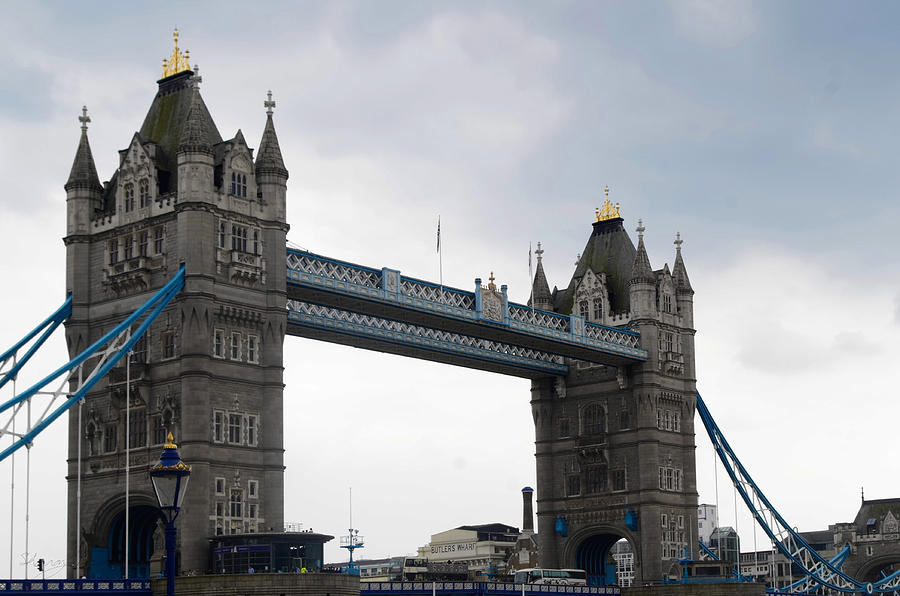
630 219 654 285
178 86 212 155
65 106 102 192
530 242 552 309
256 90 288 178
672 232 694 294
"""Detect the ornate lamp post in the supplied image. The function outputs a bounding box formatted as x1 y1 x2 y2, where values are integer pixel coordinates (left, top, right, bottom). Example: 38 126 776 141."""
149 432 191 596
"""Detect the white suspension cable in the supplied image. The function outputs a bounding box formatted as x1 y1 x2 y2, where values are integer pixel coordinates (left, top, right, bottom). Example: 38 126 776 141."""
24 391 31 580
713 447 721 562
125 348 130 580
733 481 739 572
76 373 83 579
9 378 15 579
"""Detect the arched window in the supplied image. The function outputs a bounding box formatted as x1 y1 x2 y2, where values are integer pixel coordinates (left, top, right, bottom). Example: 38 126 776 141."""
240 174 247 197
583 404 605 435
592 297 603 321
124 183 134 212
231 172 236 195
139 179 150 208
579 300 588 319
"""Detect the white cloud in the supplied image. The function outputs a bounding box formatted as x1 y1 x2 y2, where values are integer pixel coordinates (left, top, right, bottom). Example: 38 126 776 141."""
667 0 758 48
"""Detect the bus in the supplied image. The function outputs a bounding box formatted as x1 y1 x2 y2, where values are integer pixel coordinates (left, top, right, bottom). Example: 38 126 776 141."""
513 568 588 585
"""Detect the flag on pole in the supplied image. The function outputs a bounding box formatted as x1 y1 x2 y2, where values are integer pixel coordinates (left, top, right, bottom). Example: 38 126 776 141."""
529 242 534 315
436 216 441 253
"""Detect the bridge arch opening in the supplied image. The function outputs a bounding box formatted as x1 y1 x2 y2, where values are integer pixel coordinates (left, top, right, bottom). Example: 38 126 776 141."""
573 533 632 586
858 558 900 584
92 505 160 579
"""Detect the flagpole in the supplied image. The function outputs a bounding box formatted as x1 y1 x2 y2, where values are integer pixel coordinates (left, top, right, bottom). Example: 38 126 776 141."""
528 242 534 321
437 216 443 299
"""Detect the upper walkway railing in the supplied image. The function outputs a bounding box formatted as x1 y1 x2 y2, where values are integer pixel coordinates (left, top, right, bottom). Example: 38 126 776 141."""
361 582 620 594
286 249 647 364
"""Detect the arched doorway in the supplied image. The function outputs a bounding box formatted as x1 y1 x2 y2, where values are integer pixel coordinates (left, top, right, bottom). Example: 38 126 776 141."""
103 506 160 578
574 533 631 586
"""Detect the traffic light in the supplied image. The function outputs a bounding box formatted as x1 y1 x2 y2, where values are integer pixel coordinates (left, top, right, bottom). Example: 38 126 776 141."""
37 558 44 572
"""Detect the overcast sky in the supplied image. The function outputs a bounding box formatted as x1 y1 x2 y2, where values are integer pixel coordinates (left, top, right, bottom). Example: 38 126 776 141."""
1 0 899 575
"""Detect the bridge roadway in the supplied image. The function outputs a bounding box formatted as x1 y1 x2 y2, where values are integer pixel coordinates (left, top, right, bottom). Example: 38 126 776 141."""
285 249 648 378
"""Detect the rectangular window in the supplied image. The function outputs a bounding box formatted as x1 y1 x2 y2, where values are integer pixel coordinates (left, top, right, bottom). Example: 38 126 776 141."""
663 294 672 313
104 423 117 453
108 239 119 265
611 468 626 492
247 415 257 446
585 465 607 494
559 418 570 438
139 231 148 257
151 416 166 445
228 413 242 444
248 480 258 498
248 504 257 519
231 224 248 252
665 332 674 353
215 502 224 516
677 515 685 529
213 329 224 358
673 412 681 432
124 235 134 260
214 411 224 442
230 332 241 360
128 409 146 448
253 230 259 255
566 475 580 497
153 227 164 254
215 478 225 495
247 335 258 363
230 489 243 518
218 221 226 249
664 410 671 431
661 513 668 528
162 331 175 360
657 409 663 430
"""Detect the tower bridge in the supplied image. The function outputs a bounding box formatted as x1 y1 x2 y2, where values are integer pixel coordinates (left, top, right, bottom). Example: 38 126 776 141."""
5 33 697 586
6 32 898 594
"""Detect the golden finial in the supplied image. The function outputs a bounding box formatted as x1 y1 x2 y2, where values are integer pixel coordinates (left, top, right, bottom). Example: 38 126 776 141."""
595 186 622 222
164 431 177 449
162 27 192 78
488 272 496 291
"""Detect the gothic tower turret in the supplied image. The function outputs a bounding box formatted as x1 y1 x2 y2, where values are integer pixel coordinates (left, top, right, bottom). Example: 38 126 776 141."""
529 242 553 311
255 91 289 224
65 106 103 236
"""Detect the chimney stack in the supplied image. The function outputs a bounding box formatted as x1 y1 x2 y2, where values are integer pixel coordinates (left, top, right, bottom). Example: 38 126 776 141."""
522 487 534 533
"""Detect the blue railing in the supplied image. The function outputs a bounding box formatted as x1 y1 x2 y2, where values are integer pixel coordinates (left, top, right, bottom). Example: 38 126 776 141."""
361 582 620 595
0 579 150 594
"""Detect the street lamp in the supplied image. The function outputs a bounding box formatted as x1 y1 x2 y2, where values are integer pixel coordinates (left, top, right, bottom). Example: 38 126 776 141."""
149 432 191 596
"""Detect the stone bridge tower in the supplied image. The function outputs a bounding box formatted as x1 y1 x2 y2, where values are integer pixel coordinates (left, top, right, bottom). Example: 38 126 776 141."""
64 35 288 577
529 195 697 585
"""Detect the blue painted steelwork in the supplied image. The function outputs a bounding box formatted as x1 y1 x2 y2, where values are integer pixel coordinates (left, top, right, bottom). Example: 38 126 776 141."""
697 540 719 561
0 266 185 462
0 295 72 392
697 393 900 594
360 582 620 594
286 249 647 363
780 544 852 594
0 579 149 594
